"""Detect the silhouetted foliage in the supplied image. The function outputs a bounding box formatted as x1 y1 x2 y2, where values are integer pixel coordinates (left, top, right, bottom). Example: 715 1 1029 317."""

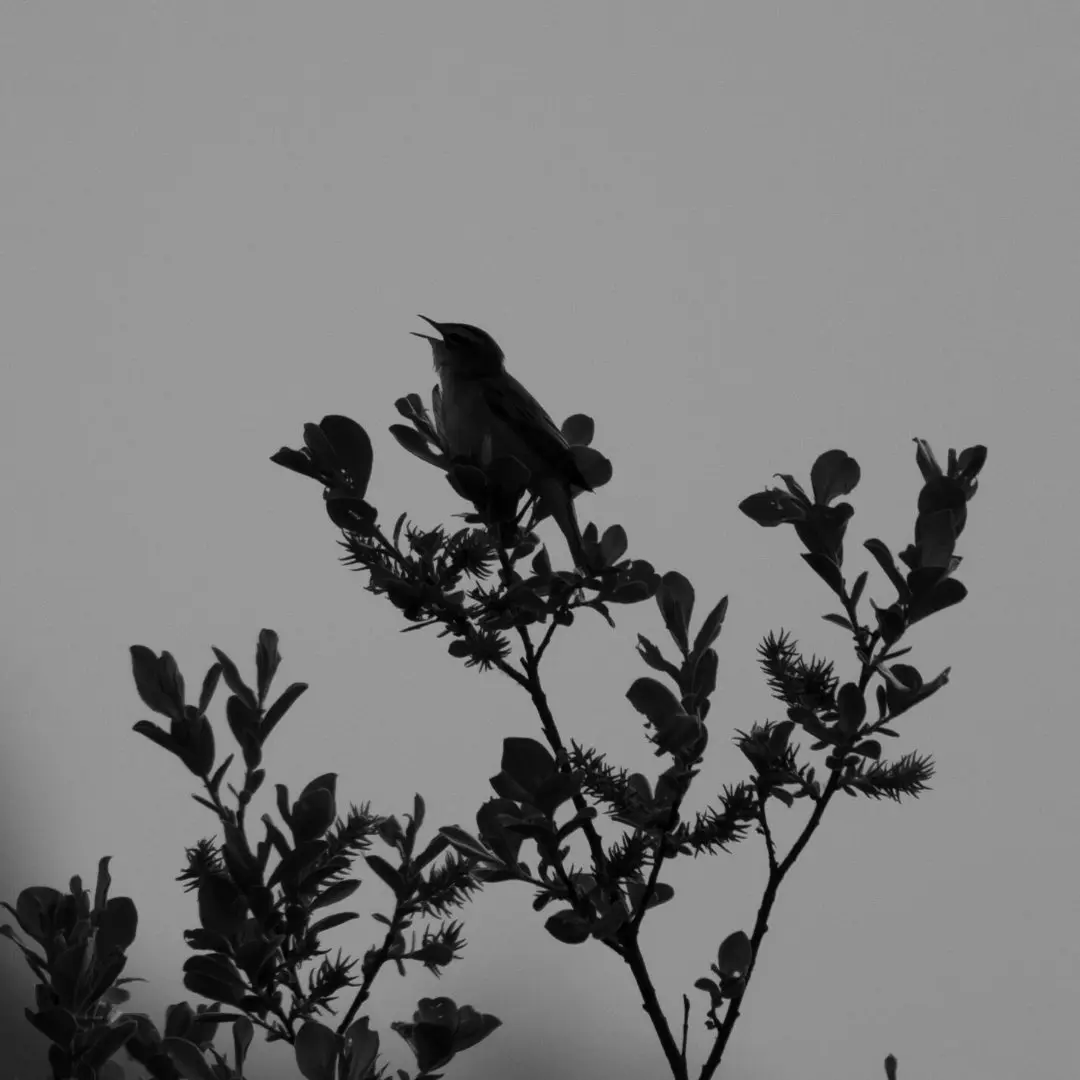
5 356 985 1079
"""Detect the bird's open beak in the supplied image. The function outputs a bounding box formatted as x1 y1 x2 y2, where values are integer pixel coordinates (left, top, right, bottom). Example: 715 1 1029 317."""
410 314 443 343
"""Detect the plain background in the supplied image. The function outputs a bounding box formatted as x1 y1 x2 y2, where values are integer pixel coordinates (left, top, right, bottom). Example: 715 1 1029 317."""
2 4 1077 1078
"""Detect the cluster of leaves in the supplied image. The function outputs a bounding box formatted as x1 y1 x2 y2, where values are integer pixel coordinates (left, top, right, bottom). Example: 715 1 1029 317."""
275 407 985 1080
2 859 141 1078
273 412 660 671
6 360 984 1080
4 631 499 1079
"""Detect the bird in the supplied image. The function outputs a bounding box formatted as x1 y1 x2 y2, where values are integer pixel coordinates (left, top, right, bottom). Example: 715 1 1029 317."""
411 316 592 569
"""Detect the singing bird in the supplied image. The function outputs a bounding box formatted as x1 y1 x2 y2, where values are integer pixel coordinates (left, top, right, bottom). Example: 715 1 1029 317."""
411 316 592 569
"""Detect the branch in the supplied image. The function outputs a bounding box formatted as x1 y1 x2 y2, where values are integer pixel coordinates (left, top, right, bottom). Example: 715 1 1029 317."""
699 771 842 1079
337 899 408 1035
624 936 689 1080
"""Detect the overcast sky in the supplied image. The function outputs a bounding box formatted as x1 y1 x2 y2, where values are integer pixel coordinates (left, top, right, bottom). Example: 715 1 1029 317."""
2 4 1078 1079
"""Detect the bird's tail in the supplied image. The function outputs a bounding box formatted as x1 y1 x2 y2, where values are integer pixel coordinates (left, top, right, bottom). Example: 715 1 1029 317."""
536 477 590 571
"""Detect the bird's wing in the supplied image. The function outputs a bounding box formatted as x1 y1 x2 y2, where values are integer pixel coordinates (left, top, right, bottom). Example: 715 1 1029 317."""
482 372 592 491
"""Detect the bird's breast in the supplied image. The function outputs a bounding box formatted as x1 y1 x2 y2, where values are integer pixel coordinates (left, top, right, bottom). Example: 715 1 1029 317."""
438 371 495 463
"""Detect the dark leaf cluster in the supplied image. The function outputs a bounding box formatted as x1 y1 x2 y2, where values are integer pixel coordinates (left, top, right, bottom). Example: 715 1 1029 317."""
757 632 838 713
118 631 498 1077
673 785 759 855
841 751 935 801
274 413 663 679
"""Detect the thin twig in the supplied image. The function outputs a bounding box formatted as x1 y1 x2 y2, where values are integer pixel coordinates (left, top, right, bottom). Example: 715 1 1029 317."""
337 900 408 1035
699 769 842 1079
757 791 778 875
629 796 684 932
700 576 877 1076
681 994 691 1069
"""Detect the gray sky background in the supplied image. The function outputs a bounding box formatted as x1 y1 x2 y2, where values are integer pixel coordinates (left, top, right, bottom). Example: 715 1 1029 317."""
2 4 1077 1079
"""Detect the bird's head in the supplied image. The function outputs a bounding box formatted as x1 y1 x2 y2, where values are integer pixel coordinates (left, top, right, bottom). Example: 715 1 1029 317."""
412 316 505 376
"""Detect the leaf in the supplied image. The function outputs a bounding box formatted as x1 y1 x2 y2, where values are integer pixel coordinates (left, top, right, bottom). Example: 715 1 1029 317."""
739 489 806 526
210 648 258 713
365 854 408 899
82 1018 139 1067
775 473 810 502
626 880 675 911
907 578 967 624
635 635 681 681
691 595 728 659
269 840 328 892
439 826 494 862
836 683 866 735
810 450 861 505
97 895 138 953
25 1006 78 1047
864 539 911 601
561 413 594 446
573 444 612 489
770 720 795 752
395 392 426 420
208 755 233 796
177 712 216 778
531 545 553 580
956 444 987 483
325 494 378 534
93 856 112 916
872 601 907 646
413 833 450 872
197 877 247 938
255 629 281 706
292 786 337 844
694 977 725 1011
310 879 361 911
130 646 183 721
657 571 695 654
822 613 853 631
500 737 557 792
850 570 869 610
913 508 957 569
270 446 321 480
182 956 246 1007
691 648 718 701
393 1019 456 1073
450 1005 502 1053
625 678 684 724
233 1016 255 1071
544 909 591 944
226 696 261 769
262 681 309 740
717 930 752 978
343 1017 380 1080
651 710 705 757
885 665 951 718
321 415 374 497
308 911 361 936
162 1036 219 1080
197 664 222 715
390 423 446 468
530 773 581 818
599 524 628 567
801 552 845 598
132 720 176 762
913 438 943 481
